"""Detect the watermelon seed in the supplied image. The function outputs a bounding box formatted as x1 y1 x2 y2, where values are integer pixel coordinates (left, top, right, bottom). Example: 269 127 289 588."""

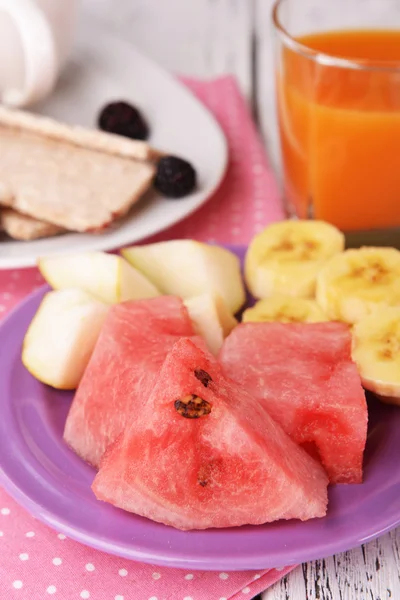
174 395 212 418
194 369 212 388
197 464 211 487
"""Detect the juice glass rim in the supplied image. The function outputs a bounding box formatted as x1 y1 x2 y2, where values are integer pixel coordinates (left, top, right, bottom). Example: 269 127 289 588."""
272 0 400 72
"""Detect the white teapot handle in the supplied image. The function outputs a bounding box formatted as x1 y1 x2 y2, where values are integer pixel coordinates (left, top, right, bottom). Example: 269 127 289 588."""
0 0 57 107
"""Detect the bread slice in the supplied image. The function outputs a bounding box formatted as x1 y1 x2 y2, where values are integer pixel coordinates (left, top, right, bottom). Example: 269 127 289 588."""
0 106 160 162
0 124 156 232
0 208 64 241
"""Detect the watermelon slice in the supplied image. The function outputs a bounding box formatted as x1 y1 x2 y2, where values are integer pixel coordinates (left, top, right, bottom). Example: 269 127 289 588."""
92 337 328 530
63 296 194 468
219 322 368 484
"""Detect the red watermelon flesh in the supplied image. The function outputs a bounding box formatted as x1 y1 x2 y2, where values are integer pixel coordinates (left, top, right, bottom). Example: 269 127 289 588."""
219 322 367 484
92 337 329 530
63 296 195 468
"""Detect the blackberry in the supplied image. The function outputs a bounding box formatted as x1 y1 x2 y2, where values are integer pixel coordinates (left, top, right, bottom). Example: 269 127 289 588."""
154 156 197 198
98 101 149 140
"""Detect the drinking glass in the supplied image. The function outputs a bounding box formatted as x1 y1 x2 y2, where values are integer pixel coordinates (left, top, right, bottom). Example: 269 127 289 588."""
272 0 400 233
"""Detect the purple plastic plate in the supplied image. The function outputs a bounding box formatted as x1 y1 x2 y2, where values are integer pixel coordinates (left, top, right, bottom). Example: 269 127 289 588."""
0 246 400 571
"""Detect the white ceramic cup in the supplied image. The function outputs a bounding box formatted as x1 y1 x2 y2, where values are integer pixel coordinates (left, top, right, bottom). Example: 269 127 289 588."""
0 0 80 107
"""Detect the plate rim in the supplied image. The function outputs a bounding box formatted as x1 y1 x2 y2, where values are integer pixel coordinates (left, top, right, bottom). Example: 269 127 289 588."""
0 250 399 570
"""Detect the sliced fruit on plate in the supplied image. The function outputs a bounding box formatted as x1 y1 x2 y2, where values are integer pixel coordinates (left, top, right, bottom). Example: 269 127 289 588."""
316 246 400 324
184 293 237 355
38 251 160 304
121 240 245 314
352 306 400 405
219 322 367 484
213 293 239 337
22 289 109 390
92 337 328 530
64 296 195 468
242 296 329 324
245 220 345 299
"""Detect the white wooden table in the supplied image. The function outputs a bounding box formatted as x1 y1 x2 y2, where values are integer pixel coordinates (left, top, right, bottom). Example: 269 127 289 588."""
83 1 400 598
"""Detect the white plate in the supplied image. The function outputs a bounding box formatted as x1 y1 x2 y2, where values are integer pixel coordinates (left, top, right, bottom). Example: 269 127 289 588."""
0 22 228 269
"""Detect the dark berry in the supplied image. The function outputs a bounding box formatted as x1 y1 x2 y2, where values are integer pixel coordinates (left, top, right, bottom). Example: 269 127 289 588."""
154 156 197 198
98 101 149 140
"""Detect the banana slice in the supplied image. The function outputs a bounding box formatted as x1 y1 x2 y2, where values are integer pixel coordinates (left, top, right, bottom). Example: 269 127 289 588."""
316 247 400 324
242 296 330 324
352 307 400 405
245 220 344 299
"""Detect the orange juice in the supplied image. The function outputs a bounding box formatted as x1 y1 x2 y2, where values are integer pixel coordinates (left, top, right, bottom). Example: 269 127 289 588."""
278 30 400 231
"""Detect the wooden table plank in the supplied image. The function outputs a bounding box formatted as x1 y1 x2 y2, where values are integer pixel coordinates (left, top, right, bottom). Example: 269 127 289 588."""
83 0 254 100
253 0 281 175
264 530 400 600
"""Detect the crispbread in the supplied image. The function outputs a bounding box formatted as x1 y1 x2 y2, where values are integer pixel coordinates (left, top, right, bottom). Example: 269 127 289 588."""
0 127 156 232
0 106 160 162
0 208 64 240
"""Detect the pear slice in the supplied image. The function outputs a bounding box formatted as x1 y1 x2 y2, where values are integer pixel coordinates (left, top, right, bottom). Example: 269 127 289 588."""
184 293 238 355
121 241 245 314
22 289 109 390
38 252 160 304
213 293 239 337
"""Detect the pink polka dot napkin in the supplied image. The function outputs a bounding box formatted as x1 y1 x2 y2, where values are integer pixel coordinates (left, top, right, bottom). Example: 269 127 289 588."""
0 76 291 599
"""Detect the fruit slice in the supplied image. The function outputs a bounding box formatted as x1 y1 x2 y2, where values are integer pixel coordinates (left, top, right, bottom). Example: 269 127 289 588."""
316 247 400 324
352 307 400 405
214 294 239 337
63 296 195 468
38 251 160 304
242 296 329 324
220 322 367 484
245 220 344 299
93 338 328 530
184 293 237 355
121 240 245 313
22 289 108 390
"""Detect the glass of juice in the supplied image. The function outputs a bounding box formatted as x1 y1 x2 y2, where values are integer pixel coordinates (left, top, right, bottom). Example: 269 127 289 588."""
273 0 400 233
